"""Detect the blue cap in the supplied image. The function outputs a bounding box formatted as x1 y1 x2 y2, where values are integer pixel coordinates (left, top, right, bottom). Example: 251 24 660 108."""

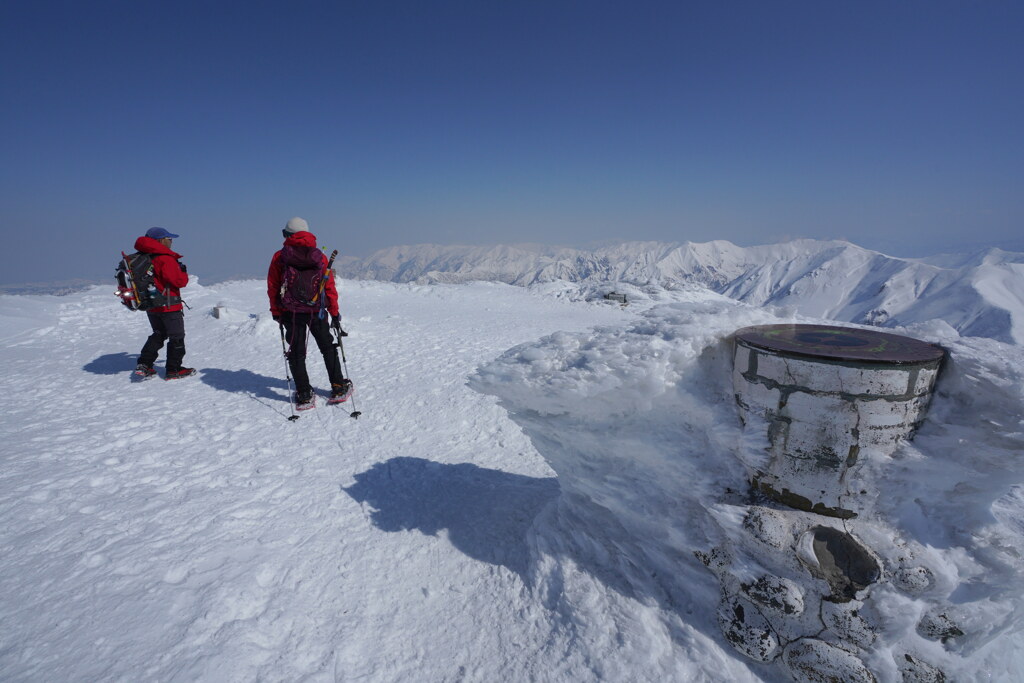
146 227 180 239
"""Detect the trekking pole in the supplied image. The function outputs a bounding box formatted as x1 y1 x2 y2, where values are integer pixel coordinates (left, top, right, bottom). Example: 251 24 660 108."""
279 322 299 421
333 319 361 419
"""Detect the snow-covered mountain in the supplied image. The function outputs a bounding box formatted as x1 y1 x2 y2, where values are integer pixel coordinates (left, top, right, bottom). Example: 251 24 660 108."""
338 240 1024 344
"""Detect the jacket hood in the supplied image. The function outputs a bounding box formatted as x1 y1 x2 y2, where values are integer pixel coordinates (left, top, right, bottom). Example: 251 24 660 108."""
284 231 318 248
135 235 182 258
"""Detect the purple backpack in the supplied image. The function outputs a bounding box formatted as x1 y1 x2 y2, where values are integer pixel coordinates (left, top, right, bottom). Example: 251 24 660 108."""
280 244 326 313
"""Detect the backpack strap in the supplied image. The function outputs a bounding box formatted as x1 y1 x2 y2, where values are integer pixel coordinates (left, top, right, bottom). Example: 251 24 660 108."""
151 290 183 308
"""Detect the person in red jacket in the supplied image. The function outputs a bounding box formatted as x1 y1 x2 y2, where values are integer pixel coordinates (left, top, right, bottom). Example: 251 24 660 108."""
133 227 195 380
268 217 350 407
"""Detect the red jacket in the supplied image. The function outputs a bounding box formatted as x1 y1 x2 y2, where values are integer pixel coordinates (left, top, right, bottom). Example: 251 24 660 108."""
267 231 340 318
134 236 189 313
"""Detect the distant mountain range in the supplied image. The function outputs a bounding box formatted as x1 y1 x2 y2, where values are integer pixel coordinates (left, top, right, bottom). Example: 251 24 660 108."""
336 240 1024 344
4 240 1020 344
0 278 104 297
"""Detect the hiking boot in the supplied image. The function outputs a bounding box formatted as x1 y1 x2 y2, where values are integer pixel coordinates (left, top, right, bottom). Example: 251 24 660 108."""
330 380 353 399
165 367 197 380
295 388 315 405
133 364 157 380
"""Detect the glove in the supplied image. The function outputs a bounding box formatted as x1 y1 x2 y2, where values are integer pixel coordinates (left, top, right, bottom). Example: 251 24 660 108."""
331 315 349 337
180 263 187 273
272 313 281 323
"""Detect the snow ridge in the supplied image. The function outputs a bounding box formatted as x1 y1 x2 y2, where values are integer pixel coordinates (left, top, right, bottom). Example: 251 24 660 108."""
339 240 1024 344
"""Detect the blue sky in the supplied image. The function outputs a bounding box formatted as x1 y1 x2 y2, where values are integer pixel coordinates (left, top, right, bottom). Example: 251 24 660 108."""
2 1 1022 284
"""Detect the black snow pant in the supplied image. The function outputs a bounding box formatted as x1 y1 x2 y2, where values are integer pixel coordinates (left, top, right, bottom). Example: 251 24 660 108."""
139 310 187 371
282 312 345 393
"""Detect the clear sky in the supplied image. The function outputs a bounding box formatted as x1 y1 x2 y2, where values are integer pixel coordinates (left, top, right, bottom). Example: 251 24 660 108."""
2 0 1022 284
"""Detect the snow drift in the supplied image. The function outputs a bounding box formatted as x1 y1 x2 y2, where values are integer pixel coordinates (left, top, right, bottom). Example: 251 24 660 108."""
471 299 1024 681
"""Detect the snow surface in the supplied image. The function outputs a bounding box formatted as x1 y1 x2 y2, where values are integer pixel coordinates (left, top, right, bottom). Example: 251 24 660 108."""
1 276 1022 681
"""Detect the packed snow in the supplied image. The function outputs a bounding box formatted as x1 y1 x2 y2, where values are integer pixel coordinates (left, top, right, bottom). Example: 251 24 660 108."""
1 272 1022 681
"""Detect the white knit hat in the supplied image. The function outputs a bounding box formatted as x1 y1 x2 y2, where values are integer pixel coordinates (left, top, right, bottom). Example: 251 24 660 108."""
284 217 309 233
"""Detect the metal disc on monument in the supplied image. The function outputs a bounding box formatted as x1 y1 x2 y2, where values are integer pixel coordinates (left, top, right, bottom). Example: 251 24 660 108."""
734 324 945 365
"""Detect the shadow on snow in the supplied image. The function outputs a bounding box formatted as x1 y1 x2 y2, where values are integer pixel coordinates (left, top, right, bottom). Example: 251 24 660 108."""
199 368 289 403
83 352 137 375
342 455 747 675
343 457 559 580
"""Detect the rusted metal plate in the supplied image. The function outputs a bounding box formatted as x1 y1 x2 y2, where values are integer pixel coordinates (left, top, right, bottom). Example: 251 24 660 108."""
734 324 945 364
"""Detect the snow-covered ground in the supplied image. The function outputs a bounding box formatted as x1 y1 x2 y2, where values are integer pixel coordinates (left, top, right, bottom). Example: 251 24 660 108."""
1 277 1022 681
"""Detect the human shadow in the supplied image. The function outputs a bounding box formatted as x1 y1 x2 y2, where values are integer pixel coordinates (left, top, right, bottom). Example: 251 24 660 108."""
344 457 560 579
199 368 288 403
83 352 137 375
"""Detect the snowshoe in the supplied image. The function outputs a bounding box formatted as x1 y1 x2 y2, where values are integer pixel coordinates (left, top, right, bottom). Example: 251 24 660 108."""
165 367 197 381
327 380 354 405
295 388 316 411
132 364 157 382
